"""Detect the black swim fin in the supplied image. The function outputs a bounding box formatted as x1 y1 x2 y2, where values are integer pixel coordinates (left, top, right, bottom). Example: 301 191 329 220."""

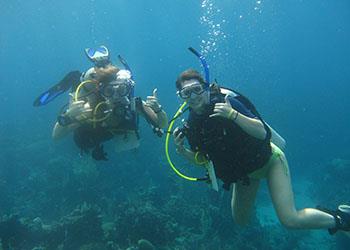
92 144 108 161
33 70 82 107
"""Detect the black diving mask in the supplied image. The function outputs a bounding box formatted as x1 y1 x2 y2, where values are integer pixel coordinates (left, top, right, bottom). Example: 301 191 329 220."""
178 83 206 99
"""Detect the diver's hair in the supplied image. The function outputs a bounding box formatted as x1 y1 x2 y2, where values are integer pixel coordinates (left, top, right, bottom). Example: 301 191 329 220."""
95 65 120 83
175 69 205 90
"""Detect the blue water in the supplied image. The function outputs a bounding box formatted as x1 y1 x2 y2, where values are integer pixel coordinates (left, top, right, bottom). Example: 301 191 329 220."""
1 0 350 249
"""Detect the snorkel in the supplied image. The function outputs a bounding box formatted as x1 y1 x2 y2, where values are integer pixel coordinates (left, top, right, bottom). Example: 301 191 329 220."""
165 47 219 190
188 47 210 87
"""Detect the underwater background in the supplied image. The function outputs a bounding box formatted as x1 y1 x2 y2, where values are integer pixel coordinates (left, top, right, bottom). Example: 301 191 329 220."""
0 0 349 249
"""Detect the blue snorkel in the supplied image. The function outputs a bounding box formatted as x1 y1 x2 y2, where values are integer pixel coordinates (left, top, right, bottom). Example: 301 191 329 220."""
188 47 210 88
118 55 135 98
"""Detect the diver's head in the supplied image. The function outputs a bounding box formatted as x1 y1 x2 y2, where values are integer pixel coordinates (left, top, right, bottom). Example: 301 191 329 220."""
176 69 209 112
82 65 120 83
101 69 134 102
95 65 119 83
85 45 111 67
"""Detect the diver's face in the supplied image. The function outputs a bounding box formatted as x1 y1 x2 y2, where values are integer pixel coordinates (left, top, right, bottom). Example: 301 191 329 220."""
179 80 208 112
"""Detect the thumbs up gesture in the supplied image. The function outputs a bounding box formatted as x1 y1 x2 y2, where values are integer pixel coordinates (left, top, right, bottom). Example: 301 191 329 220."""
146 88 162 113
209 95 238 120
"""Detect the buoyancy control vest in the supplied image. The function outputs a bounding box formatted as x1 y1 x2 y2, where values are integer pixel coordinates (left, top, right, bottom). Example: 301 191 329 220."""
73 97 139 157
185 86 272 189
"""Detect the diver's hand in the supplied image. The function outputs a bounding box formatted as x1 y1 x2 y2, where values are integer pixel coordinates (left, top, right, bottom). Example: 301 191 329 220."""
66 100 93 121
209 95 238 121
145 88 162 113
173 127 186 153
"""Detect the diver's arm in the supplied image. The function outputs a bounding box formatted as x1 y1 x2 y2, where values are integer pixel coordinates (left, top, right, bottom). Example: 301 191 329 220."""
141 102 168 128
211 96 267 140
52 100 93 140
52 122 80 140
232 112 267 140
156 109 168 128
173 128 206 166
175 145 204 165
140 88 168 128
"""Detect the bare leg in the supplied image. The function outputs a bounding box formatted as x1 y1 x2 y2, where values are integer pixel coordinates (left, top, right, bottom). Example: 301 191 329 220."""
231 178 260 226
267 152 335 229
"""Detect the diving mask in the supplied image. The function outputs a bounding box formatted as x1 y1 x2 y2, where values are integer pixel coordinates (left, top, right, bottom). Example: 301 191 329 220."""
177 81 206 99
85 45 110 67
101 81 132 98
101 70 134 98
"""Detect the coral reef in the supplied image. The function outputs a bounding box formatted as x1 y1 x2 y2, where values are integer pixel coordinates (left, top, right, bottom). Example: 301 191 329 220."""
113 200 178 247
0 129 317 249
310 158 350 207
0 204 104 250
137 239 155 250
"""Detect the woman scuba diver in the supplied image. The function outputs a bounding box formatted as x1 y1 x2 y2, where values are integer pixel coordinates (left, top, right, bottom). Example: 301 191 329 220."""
170 48 350 235
50 46 167 160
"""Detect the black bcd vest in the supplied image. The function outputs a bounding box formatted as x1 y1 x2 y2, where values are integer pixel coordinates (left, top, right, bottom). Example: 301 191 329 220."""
186 88 272 189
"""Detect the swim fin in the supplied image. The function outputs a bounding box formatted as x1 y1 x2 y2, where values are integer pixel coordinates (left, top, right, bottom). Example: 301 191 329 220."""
92 144 108 161
317 205 350 235
33 70 81 107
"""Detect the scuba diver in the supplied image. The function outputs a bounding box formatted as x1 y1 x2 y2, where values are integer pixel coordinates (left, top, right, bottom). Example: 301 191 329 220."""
170 48 350 235
34 46 167 160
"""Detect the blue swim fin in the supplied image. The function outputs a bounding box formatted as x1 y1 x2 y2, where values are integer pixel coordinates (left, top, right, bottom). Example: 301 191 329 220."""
33 70 81 107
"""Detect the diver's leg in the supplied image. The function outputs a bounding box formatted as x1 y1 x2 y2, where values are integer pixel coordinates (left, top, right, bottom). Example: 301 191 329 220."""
267 152 335 229
231 178 260 226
